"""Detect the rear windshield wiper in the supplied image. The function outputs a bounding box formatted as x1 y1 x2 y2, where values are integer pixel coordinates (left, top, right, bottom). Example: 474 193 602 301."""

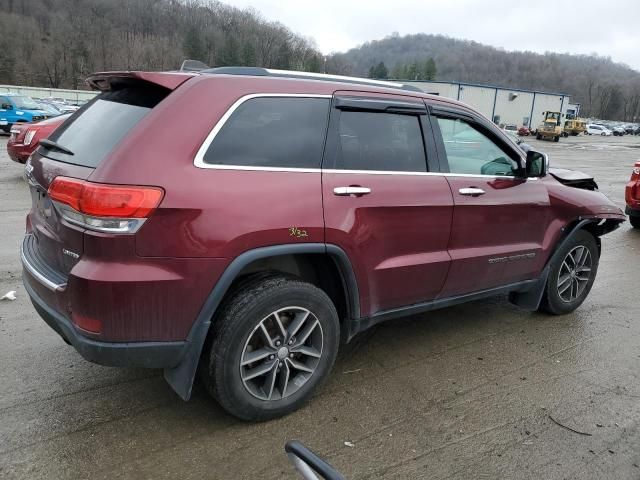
39 139 74 156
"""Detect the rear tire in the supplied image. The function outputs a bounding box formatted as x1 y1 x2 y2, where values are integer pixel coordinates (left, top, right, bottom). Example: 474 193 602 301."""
630 216 640 229
554 135 560 142
539 230 599 315
201 275 340 421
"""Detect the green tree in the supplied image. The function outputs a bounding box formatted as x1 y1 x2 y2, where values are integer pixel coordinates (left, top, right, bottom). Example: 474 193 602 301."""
405 62 418 80
424 57 437 80
376 61 388 79
390 63 404 79
305 54 322 73
183 26 205 62
241 42 256 66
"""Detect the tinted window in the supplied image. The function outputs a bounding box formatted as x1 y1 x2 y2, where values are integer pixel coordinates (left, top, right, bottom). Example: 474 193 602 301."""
436 117 519 176
203 97 329 168
333 111 426 172
41 85 168 167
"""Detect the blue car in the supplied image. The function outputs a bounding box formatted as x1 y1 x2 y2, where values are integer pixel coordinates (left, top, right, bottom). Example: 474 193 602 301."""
0 93 50 132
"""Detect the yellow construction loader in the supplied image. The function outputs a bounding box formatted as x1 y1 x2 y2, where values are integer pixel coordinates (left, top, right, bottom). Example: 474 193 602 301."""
535 111 563 142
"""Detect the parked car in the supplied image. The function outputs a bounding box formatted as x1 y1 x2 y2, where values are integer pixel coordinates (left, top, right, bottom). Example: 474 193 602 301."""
518 126 531 136
7 114 70 163
36 101 64 118
623 125 637 135
40 97 80 113
625 161 640 229
0 93 50 132
586 124 612 136
21 68 625 421
612 126 626 136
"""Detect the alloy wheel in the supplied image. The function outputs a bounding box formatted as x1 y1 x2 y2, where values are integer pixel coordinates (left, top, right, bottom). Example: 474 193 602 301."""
557 245 593 302
240 307 324 401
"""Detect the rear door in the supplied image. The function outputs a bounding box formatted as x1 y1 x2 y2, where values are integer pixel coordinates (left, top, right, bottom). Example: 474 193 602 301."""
430 107 551 298
322 93 453 316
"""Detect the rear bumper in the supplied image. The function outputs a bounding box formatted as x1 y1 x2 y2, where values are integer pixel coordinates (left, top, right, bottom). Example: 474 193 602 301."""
626 206 640 217
23 277 187 368
6 142 29 163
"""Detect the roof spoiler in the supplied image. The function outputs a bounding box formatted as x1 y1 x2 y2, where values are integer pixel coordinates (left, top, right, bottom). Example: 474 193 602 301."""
85 71 195 92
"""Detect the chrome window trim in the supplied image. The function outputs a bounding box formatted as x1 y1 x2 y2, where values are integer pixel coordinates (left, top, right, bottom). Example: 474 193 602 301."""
190 162 526 180
193 93 332 169
193 93 533 181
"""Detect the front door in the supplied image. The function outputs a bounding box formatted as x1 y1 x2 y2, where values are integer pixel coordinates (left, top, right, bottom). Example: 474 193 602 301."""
322 93 453 316
432 113 552 298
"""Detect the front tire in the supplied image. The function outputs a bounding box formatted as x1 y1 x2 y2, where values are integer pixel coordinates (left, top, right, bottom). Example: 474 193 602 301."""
202 275 340 421
539 230 599 315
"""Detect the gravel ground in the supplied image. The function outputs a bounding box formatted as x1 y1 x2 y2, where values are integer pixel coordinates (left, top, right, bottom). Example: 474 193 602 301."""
0 133 639 479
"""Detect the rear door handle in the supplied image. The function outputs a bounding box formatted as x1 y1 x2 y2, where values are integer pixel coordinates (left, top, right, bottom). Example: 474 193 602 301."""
458 187 486 197
333 186 371 196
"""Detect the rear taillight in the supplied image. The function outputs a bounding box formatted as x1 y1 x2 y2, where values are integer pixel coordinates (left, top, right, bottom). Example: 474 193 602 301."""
23 129 36 146
48 176 164 233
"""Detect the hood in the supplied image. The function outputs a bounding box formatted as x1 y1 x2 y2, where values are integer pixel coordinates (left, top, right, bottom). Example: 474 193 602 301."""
549 167 598 191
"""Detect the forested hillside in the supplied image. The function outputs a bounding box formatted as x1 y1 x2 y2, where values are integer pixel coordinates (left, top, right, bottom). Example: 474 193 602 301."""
2 1 639 121
328 33 640 121
0 0 322 89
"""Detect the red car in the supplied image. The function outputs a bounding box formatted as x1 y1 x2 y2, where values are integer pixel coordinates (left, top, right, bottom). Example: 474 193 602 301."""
518 126 530 136
7 114 70 163
21 68 625 421
626 160 640 228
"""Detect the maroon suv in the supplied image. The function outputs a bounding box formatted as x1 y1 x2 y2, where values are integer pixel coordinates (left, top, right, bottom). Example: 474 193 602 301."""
21 68 625 420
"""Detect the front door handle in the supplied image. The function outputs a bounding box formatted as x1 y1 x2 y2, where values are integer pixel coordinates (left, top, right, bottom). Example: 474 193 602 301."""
333 186 371 196
458 187 486 197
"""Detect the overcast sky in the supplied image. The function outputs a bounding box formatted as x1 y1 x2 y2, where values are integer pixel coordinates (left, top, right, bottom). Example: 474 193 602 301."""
224 0 640 70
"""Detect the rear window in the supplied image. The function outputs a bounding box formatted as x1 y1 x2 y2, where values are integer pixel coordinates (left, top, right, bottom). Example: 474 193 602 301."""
40 85 168 167
203 97 330 169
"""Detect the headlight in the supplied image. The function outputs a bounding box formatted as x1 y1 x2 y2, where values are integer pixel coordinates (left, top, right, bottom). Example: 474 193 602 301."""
24 130 36 146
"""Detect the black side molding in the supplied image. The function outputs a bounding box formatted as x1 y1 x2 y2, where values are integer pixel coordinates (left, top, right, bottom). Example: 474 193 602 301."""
163 243 359 400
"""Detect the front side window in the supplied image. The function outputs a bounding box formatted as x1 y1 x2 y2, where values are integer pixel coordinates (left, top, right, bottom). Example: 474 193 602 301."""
333 111 426 172
203 97 330 169
436 117 519 176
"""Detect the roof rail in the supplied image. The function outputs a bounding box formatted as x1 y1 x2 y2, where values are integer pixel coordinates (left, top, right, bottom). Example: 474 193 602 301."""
199 67 423 93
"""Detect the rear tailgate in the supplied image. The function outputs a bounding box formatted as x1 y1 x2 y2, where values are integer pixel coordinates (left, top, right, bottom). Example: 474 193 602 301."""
24 72 191 279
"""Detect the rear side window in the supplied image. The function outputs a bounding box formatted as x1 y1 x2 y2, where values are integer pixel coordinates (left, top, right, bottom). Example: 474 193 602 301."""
41 85 168 167
333 111 426 172
203 97 330 169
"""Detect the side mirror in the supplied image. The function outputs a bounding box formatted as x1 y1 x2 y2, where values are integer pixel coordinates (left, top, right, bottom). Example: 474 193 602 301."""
286 441 344 480
526 150 549 177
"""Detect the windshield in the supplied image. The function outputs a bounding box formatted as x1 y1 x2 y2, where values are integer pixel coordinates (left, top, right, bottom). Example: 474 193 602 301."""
11 95 41 110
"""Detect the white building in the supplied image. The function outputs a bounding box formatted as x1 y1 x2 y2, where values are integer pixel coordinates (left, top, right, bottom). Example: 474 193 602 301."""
405 80 571 129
